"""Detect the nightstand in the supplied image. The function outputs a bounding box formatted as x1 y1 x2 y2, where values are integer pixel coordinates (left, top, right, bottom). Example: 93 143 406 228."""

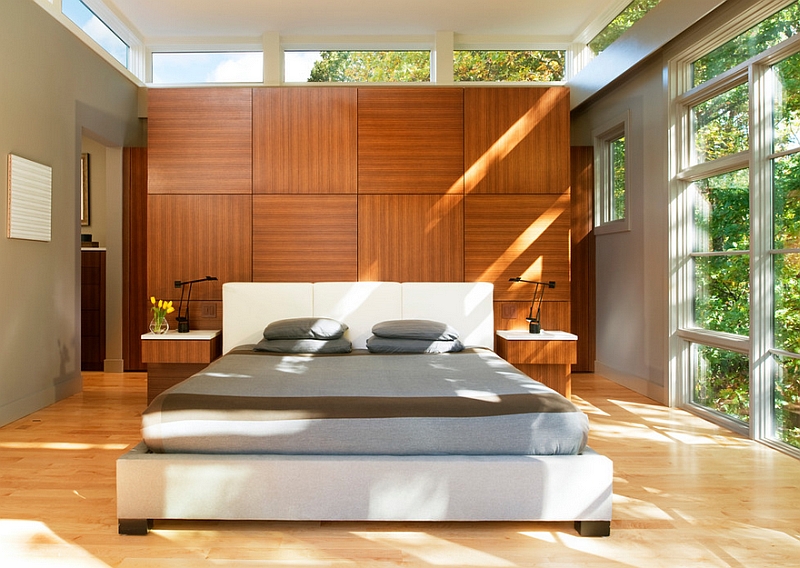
141 330 222 404
495 330 577 398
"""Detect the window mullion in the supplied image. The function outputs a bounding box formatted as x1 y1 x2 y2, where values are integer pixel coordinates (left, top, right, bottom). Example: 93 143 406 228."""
750 62 776 441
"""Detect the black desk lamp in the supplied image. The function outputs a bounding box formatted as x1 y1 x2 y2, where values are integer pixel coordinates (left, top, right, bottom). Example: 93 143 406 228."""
509 277 556 334
174 276 218 333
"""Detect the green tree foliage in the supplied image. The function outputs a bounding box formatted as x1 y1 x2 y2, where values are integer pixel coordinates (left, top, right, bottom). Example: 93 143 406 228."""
588 0 662 55
611 136 626 220
453 50 564 82
306 50 565 83
693 1 800 86
308 51 430 82
692 83 749 163
695 346 750 422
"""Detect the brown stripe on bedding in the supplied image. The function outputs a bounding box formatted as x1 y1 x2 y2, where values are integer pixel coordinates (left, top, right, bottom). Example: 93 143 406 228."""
146 392 578 422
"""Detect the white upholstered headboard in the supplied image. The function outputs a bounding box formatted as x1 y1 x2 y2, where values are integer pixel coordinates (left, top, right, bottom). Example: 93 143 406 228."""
222 282 494 354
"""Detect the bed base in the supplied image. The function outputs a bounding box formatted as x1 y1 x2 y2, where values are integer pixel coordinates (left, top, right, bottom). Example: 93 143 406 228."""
117 442 612 536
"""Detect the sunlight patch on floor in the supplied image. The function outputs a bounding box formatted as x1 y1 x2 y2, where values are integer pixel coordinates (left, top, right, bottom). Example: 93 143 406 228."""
569 396 611 417
352 531 516 566
613 494 675 520
1 519 109 567
0 441 130 451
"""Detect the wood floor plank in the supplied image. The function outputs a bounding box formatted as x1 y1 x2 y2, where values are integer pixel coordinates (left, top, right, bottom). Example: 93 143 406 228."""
1 371 800 566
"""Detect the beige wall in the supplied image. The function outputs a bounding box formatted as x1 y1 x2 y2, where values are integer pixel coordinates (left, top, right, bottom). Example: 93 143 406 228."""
0 0 143 425
81 136 108 246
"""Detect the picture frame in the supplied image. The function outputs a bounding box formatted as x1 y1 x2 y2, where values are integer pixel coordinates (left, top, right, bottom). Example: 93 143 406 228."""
81 153 90 226
7 153 52 242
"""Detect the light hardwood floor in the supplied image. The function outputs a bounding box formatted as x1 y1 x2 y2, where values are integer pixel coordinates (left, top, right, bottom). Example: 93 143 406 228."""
2 371 800 567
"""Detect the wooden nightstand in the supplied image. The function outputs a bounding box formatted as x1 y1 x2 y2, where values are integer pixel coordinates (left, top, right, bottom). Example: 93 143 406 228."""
495 330 577 398
141 330 222 404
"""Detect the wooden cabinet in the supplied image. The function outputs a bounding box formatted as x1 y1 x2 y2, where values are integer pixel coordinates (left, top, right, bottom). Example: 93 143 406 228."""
81 249 106 371
495 330 577 398
141 330 222 403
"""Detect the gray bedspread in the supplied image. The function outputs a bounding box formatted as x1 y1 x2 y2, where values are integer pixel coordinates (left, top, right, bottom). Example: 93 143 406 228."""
142 348 589 455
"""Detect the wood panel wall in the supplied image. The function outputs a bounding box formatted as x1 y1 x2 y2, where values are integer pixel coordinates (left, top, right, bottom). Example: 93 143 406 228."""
570 146 596 371
146 86 574 340
122 147 148 370
253 88 357 194
148 88 252 194
358 88 464 194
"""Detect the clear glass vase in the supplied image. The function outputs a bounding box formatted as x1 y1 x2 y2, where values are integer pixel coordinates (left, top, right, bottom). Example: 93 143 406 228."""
149 317 169 334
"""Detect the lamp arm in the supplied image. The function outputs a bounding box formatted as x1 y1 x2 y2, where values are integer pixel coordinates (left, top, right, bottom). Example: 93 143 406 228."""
185 282 194 326
173 276 217 333
509 277 555 334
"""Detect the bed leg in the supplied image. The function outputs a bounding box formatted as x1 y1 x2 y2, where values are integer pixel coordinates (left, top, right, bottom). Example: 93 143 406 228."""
119 518 152 535
574 520 610 537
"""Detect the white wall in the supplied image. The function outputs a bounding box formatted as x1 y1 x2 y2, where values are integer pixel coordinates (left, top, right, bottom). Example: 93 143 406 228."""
0 0 143 425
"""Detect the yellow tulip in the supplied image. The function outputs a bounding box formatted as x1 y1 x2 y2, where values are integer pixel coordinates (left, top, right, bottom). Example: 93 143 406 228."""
166 306 175 314
150 296 156 305
158 299 163 309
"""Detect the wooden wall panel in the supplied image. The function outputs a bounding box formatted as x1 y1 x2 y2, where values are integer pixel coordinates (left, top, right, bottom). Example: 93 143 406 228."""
464 87 570 195
147 195 252 303
145 86 576 341
253 88 357 194
358 88 464 194
358 194 464 282
148 88 252 194
465 194 571 301
571 146 596 371
122 147 148 369
253 195 358 281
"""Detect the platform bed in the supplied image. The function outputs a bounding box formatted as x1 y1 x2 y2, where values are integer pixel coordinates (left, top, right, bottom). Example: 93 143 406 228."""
117 282 612 536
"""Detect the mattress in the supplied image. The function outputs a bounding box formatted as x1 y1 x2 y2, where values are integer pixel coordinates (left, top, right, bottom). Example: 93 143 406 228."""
141 348 589 456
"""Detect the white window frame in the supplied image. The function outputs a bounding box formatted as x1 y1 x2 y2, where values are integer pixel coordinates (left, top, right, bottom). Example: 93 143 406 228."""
148 48 265 85
668 0 800 458
593 111 631 235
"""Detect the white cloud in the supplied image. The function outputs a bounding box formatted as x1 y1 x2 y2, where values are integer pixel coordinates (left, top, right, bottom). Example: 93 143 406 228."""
284 51 322 82
208 52 263 83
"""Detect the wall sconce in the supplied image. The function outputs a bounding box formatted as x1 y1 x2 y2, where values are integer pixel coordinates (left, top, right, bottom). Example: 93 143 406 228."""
174 276 218 333
509 277 556 334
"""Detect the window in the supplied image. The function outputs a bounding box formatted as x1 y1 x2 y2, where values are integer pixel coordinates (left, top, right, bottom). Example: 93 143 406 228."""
453 50 565 82
593 114 630 233
771 49 800 451
589 0 663 55
285 51 430 82
672 0 800 455
690 84 749 165
692 1 800 87
151 52 263 84
62 0 128 67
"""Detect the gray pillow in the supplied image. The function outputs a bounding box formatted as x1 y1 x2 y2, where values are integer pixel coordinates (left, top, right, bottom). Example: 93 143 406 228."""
263 317 348 340
366 336 464 354
254 337 352 354
371 319 459 341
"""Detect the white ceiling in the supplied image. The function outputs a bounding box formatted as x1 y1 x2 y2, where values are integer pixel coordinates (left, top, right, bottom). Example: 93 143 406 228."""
105 0 623 43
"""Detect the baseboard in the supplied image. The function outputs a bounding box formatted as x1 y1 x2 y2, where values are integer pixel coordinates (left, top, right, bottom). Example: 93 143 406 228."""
0 373 82 428
594 361 667 405
104 359 124 373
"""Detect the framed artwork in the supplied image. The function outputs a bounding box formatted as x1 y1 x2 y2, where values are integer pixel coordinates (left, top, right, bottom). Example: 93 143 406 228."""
81 153 89 226
7 153 52 242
